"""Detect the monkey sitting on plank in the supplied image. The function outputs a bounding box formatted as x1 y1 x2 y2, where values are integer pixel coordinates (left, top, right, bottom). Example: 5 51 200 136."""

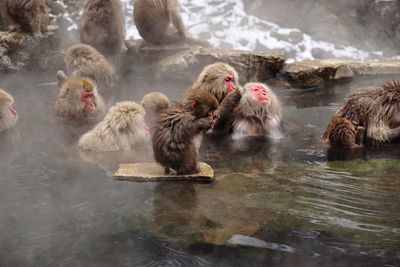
152 89 219 175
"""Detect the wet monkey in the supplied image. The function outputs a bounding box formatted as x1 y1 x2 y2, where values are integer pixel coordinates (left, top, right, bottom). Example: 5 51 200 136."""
0 89 18 132
79 101 149 152
80 0 126 55
152 90 219 175
232 83 283 140
57 44 117 94
54 77 106 122
187 62 241 133
5 0 50 38
134 0 209 46
323 80 400 147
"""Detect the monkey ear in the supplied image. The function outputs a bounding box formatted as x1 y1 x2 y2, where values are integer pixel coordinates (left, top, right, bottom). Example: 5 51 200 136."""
192 100 197 109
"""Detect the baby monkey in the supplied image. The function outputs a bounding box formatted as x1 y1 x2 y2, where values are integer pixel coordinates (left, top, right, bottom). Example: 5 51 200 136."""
152 90 219 175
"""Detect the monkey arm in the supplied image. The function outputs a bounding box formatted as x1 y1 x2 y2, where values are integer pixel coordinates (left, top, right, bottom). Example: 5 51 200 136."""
166 0 186 36
213 90 242 133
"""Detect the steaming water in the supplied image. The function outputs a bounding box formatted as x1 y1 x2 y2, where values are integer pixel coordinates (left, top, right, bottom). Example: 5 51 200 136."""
1 73 400 266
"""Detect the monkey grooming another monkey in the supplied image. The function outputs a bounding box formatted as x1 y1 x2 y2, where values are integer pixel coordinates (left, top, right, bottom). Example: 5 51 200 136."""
0 89 18 132
232 83 283 140
80 0 126 56
152 90 219 175
79 101 149 152
134 0 209 46
323 81 400 147
57 44 117 94
5 0 49 38
140 91 171 131
186 62 242 133
55 77 106 122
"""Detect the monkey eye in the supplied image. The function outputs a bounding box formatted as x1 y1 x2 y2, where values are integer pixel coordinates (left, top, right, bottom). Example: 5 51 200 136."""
224 76 234 82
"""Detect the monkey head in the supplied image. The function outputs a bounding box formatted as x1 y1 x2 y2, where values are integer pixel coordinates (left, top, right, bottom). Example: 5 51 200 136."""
106 101 150 142
192 62 239 102
140 92 171 114
244 83 270 106
0 89 18 132
184 90 219 127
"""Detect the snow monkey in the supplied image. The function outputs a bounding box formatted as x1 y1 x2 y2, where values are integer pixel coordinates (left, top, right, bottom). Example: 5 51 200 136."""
133 0 209 46
79 0 126 55
0 89 18 132
152 90 219 175
54 77 106 122
57 44 117 94
140 91 171 131
186 62 241 133
79 101 150 152
232 83 283 140
323 80 400 147
5 0 49 38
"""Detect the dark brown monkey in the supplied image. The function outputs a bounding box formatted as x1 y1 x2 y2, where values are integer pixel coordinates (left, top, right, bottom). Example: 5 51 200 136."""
134 0 208 46
231 83 283 140
0 89 18 132
186 62 241 133
323 80 400 147
57 44 117 94
152 90 219 175
80 0 126 55
140 91 171 130
55 77 106 122
5 0 50 38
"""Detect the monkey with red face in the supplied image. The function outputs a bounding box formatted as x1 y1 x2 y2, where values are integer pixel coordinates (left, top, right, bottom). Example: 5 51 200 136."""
232 82 283 140
0 89 18 132
186 62 242 133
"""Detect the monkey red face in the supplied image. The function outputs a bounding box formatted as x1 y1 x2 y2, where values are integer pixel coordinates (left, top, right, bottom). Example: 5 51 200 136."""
224 75 236 94
139 121 150 139
8 106 17 117
250 85 269 104
80 92 96 112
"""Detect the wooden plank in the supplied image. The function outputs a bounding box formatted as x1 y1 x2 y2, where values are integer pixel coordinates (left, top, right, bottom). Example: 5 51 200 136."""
113 162 215 183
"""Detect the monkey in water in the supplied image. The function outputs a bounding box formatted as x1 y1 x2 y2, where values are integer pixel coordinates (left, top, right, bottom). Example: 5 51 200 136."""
231 83 283 140
140 91 171 131
186 62 242 133
323 80 400 147
0 89 18 132
57 44 117 94
152 90 219 175
79 101 150 152
80 0 126 56
5 0 49 38
134 0 209 46
55 77 106 122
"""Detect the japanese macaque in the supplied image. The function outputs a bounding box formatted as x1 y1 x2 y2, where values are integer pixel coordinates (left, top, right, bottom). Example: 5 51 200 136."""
187 62 241 133
232 83 283 140
57 44 117 93
55 77 106 122
5 0 49 38
79 101 150 152
140 91 171 130
133 0 209 46
323 81 400 147
79 0 126 55
0 89 18 132
152 90 219 175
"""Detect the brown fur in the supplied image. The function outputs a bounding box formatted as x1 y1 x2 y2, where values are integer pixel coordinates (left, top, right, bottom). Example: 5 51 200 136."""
323 116 361 148
60 44 117 94
140 91 171 130
80 0 126 55
5 0 49 37
323 80 400 146
134 0 187 45
55 77 106 122
152 90 218 175
232 83 283 139
0 89 18 132
79 101 149 152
